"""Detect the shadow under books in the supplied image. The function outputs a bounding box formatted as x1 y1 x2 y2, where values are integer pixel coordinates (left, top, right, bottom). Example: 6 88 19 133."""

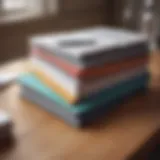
84 89 160 130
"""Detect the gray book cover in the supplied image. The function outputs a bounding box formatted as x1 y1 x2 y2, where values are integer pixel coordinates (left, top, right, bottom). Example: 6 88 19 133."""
30 26 149 67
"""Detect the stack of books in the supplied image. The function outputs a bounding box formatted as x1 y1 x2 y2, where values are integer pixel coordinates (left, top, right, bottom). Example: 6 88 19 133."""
18 27 150 127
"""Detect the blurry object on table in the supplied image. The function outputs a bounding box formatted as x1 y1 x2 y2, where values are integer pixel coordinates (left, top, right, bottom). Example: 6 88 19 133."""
0 110 13 142
18 26 150 127
0 72 18 90
123 0 159 51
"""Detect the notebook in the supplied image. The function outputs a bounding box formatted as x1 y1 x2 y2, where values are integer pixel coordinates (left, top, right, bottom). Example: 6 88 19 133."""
31 59 148 104
18 73 149 110
30 26 148 66
19 74 148 127
32 54 148 80
32 43 148 67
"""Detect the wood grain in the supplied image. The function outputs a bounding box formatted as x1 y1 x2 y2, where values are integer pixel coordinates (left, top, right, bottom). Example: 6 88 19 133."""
0 55 159 160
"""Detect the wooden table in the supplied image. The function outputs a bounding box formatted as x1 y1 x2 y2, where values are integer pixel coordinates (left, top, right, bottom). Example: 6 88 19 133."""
0 56 159 160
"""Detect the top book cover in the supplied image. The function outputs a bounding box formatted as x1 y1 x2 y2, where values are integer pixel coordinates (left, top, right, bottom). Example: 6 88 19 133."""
30 26 148 61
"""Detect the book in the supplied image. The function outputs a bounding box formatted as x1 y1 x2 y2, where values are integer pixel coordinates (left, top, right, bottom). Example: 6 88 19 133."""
30 26 149 67
31 58 147 104
18 72 149 109
32 54 148 80
19 74 148 127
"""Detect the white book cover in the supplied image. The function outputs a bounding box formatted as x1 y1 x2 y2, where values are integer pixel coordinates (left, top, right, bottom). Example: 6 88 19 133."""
30 26 148 60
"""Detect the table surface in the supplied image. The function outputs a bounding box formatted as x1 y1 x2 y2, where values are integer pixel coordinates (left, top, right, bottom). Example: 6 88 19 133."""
0 55 159 160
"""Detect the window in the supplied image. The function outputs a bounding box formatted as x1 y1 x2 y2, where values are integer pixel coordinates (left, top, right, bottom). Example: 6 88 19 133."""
0 0 58 23
1 0 27 11
0 0 58 13
0 0 29 13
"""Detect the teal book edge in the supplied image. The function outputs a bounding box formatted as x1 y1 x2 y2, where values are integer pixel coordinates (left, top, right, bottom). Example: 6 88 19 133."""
18 73 149 113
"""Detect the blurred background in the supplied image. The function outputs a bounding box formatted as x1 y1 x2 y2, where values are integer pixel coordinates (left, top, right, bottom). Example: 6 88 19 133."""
0 1 159 160
0 0 160 63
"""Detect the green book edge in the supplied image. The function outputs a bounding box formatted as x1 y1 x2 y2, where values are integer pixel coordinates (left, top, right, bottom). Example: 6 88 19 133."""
18 73 148 113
